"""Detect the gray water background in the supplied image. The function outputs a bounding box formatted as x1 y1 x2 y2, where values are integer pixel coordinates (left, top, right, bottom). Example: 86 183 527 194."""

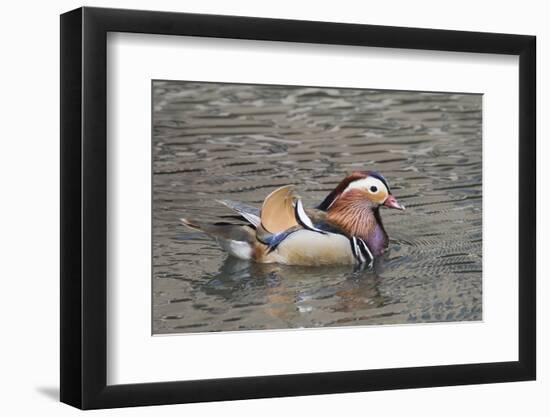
152 81 482 334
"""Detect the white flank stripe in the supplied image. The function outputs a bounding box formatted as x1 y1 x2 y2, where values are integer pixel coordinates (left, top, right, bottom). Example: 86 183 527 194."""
352 237 365 263
358 239 374 266
359 239 373 261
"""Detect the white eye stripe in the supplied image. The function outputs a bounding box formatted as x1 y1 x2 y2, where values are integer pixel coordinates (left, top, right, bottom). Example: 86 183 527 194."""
343 177 387 195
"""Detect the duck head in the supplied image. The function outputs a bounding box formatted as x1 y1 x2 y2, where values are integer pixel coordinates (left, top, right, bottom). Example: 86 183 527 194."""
318 171 404 212
318 171 404 255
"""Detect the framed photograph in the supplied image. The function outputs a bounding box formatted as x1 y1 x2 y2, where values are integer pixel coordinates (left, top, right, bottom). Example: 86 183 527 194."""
60 6 536 409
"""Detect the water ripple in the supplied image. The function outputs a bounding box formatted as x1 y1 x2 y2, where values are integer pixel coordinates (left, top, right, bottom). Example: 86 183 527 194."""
152 81 482 334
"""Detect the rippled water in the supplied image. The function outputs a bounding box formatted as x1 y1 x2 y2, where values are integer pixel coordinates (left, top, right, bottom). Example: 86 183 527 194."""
152 81 482 334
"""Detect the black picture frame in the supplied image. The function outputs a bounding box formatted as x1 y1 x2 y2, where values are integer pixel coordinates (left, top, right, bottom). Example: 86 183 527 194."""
60 6 536 410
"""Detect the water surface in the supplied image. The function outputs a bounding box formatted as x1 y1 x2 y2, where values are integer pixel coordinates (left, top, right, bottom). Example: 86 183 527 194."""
152 81 482 334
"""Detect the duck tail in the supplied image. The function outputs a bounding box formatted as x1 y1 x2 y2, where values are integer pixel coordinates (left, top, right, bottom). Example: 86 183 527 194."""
180 217 255 260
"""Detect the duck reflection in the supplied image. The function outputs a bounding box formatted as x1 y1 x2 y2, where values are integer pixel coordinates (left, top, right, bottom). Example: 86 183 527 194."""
199 255 390 327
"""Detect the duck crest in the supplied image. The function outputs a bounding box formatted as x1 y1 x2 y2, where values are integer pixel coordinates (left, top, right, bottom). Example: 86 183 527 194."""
317 171 367 211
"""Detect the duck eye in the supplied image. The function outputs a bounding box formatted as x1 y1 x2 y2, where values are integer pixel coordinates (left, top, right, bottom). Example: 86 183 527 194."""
369 186 378 193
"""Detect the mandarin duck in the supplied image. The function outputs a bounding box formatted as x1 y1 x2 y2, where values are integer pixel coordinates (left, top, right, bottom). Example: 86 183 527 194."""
181 171 404 267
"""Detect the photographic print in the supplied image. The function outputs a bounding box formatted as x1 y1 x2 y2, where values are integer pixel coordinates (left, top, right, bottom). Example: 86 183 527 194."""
152 81 482 335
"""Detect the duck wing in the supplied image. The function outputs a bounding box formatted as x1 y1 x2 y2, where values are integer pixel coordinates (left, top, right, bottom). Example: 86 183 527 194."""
218 199 261 227
255 186 329 252
260 185 299 234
